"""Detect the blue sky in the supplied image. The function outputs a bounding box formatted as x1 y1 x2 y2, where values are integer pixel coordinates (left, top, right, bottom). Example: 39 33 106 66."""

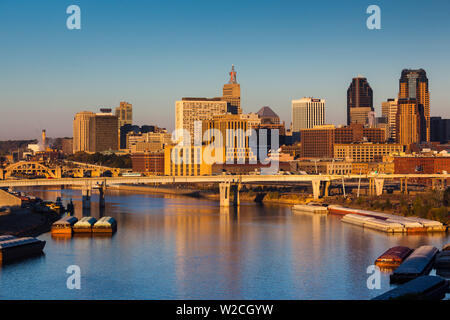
1 0 450 139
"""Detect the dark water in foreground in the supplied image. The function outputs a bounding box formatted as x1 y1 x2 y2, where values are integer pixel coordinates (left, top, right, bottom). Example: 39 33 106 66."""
0 187 449 300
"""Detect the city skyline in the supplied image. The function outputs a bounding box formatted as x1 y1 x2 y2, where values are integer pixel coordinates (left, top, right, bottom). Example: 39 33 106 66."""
2 0 450 139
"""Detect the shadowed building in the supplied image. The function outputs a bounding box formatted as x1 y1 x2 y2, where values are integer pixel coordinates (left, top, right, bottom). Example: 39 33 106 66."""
347 76 373 125
73 109 118 153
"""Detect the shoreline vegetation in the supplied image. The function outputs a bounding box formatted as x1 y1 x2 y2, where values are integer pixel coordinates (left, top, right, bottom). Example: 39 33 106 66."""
0 208 59 238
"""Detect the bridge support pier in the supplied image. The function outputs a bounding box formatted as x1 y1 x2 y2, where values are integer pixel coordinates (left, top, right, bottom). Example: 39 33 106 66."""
219 182 240 207
219 182 230 207
311 179 321 200
232 183 241 206
374 178 385 196
98 184 106 208
82 185 91 209
0 169 5 180
324 181 330 197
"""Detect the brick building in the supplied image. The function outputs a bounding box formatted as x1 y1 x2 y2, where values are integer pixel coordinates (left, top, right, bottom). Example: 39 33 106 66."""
131 152 165 175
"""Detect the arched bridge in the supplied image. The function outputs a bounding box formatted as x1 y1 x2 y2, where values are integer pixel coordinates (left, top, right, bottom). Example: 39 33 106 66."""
0 161 61 179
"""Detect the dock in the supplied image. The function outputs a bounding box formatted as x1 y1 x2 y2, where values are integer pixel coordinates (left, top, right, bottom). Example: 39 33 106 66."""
373 275 449 300
390 245 439 284
292 204 328 214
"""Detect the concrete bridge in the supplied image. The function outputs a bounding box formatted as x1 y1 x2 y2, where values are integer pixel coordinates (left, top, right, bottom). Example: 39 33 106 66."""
0 173 448 207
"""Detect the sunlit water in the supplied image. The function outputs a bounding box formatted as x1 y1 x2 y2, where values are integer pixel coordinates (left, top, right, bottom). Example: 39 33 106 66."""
0 187 448 300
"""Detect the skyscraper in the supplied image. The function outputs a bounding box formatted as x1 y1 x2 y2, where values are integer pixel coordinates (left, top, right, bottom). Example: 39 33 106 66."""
115 101 133 128
73 110 118 153
347 76 373 125
398 69 430 142
222 65 241 114
175 97 228 144
381 98 398 141
291 97 325 132
396 99 420 147
73 111 95 153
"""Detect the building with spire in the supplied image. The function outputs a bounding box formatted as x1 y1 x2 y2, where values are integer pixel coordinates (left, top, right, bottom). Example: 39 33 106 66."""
221 65 241 114
347 76 374 125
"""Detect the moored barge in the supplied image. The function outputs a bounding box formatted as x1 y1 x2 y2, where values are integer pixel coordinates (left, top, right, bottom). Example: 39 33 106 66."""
328 205 446 233
292 204 328 214
375 246 413 269
0 236 46 264
434 243 450 270
390 245 439 284
51 216 78 235
373 275 449 300
93 217 117 233
73 217 97 233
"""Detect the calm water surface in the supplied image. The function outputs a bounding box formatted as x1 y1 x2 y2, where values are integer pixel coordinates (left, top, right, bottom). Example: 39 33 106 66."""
0 187 449 300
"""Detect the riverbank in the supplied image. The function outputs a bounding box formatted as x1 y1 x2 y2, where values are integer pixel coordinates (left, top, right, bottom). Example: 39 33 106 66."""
0 209 59 237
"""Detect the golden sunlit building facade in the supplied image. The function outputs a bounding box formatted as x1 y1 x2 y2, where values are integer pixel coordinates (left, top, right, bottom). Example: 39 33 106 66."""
202 114 257 164
164 145 213 176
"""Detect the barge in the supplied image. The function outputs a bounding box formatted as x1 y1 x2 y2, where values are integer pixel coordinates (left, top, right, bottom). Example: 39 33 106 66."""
0 236 46 264
373 275 449 300
375 246 413 269
292 204 328 214
93 217 117 234
390 245 439 284
328 205 446 233
434 243 450 270
73 217 97 233
341 214 405 233
51 216 78 235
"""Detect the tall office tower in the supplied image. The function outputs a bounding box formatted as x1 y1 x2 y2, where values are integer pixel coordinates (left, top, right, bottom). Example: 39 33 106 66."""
396 99 420 147
73 110 118 153
73 111 95 153
175 97 228 144
291 97 325 132
347 76 374 125
398 69 430 142
222 65 241 114
93 110 119 152
382 99 399 141
115 101 133 128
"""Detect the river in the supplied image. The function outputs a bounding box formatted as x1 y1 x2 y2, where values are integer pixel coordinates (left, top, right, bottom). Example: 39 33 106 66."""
0 187 448 300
